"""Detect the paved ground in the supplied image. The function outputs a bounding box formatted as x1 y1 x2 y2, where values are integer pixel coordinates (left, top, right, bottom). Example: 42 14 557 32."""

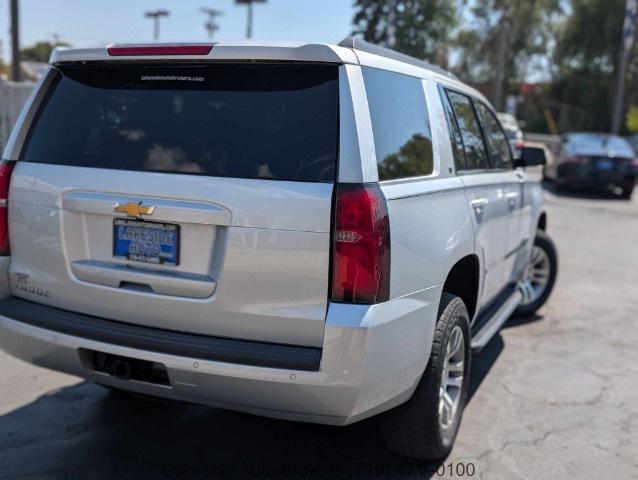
1 186 637 479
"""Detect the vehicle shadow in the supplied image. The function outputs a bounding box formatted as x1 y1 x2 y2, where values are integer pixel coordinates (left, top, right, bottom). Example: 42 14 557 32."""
502 313 544 330
1 343 505 480
542 180 628 201
468 334 504 402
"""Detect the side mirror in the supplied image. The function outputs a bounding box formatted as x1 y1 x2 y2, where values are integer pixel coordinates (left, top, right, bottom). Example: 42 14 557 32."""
515 146 547 168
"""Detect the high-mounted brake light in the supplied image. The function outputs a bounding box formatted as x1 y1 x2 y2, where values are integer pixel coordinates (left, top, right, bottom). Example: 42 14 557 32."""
331 183 390 304
0 161 15 255
107 44 214 56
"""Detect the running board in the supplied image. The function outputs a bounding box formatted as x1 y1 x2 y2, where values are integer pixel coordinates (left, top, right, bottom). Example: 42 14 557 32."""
471 290 522 352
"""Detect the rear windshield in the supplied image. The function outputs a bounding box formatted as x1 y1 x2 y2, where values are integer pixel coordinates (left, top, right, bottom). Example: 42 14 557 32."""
21 63 339 182
566 133 635 159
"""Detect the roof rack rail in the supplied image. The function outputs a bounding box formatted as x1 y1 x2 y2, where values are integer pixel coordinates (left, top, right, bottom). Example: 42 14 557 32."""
338 36 457 80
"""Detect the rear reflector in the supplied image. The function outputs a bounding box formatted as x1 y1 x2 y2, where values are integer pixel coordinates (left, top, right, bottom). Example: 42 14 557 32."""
331 183 390 304
107 45 214 56
0 161 15 255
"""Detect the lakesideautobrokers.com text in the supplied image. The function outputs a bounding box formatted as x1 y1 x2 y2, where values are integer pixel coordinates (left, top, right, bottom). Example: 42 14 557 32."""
161 461 477 478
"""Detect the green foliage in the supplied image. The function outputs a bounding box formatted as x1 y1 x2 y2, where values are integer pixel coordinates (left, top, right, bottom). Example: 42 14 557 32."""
555 0 627 73
553 0 636 132
351 0 637 134
455 0 563 90
378 133 433 180
352 0 458 61
21 41 70 63
627 105 638 133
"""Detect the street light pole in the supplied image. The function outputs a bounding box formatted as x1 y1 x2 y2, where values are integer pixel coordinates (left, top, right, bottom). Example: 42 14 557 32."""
144 10 170 42
200 7 223 40
236 0 266 39
10 0 21 81
246 0 253 39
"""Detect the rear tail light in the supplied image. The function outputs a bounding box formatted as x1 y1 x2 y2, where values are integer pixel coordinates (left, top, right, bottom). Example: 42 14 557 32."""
331 183 390 304
107 44 214 56
0 161 15 255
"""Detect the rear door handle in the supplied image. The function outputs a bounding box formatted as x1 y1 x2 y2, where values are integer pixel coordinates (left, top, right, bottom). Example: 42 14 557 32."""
505 192 518 210
71 260 217 298
470 198 488 209
470 198 488 223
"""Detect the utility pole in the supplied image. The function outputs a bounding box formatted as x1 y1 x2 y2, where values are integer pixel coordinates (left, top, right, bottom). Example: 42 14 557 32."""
200 7 223 40
494 16 512 112
236 0 266 39
144 9 170 41
611 0 637 134
10 0 21 81
386 0 398 48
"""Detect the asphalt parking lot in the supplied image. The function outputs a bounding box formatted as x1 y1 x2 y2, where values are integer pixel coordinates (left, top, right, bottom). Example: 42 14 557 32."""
1 186 637 480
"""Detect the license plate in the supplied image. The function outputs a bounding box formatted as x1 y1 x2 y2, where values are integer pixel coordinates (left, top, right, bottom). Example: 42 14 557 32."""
596 159 614 171
113 219 180 266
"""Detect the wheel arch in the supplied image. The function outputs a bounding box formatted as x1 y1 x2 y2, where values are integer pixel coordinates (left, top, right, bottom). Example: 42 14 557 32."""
441 254 480 320
538 211 547 231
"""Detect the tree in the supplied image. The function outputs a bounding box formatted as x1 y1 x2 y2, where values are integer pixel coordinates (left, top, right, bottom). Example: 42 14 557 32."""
454 0 563 110
627 105 638 132
553 0 636 132
352 0 458 62
378 133 433 180
21 41 70 63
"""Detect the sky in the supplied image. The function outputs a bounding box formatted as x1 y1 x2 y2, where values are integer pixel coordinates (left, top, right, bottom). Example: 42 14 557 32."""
0 0 355 62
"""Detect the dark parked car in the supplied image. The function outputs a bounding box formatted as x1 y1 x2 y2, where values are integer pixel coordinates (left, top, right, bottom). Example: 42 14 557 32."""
544 133 636 198
626 135 638 175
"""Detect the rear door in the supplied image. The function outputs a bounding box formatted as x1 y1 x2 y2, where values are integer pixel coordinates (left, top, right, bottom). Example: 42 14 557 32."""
473 101 526 284
443 89 510 307
8 62 340 348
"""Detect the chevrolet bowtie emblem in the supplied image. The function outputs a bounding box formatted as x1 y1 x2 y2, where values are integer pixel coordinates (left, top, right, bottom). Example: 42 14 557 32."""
114 201 156 219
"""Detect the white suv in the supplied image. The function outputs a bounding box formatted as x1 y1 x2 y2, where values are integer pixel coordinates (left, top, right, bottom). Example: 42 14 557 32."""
0 38 557 460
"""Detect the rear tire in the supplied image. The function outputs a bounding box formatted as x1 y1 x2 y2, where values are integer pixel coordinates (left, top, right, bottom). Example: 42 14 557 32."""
514 230 558 317
380 293 471 460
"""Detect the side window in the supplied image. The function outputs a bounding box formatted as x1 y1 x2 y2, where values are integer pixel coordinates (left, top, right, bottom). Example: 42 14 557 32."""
440 88 467 171
475 102 513 170
446 90 490 170
363 67 434 181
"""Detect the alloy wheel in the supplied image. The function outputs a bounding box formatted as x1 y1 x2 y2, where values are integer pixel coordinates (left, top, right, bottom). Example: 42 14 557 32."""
439 325 465 430
519 245 551 306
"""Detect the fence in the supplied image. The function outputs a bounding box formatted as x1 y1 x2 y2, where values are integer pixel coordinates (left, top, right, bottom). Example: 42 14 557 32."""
0 80 35 154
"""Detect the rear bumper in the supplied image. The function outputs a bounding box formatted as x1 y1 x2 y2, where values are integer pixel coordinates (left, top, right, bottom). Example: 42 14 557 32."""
0 288 439 425
556 165 634 189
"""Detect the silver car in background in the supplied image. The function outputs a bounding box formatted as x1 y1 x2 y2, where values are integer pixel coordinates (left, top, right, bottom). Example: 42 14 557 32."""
497 112 524 159
0 38 557 460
